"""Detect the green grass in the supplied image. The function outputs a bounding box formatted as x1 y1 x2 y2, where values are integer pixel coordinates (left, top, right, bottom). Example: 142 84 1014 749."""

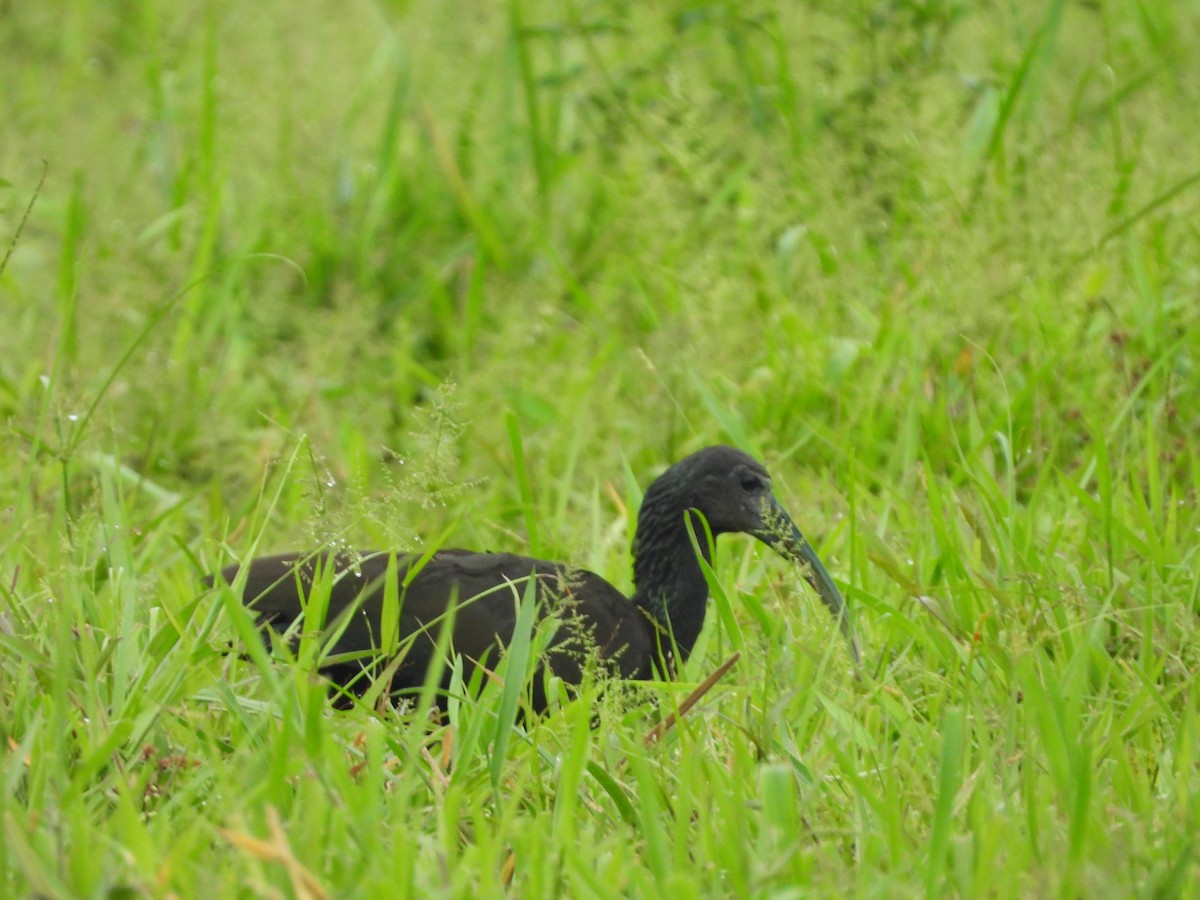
3 0 1200 895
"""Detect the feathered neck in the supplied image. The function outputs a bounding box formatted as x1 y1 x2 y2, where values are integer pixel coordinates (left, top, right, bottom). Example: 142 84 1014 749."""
630 476 716 666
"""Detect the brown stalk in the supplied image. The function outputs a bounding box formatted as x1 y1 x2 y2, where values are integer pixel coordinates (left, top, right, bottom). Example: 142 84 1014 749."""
643 651 740 746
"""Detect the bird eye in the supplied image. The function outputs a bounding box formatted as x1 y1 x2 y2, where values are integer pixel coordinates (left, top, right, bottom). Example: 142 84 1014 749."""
739 473 763 493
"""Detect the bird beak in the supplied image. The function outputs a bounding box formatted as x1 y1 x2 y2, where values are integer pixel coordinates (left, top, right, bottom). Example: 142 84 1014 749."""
754 498 862 667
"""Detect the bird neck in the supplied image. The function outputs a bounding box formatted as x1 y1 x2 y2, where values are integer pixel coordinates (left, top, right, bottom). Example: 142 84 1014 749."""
631 507 716 665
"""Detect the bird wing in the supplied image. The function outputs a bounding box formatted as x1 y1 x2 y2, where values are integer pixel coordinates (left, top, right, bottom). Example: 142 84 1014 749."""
214 549 656 685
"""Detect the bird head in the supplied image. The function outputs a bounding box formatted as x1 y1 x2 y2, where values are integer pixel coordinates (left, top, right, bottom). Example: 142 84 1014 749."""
658 446 862 666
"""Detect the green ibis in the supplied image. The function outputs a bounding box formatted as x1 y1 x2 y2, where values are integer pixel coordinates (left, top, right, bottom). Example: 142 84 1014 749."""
210 446 859 710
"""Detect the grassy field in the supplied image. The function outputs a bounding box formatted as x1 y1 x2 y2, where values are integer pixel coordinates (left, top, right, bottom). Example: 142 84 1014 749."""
3 0 1200 895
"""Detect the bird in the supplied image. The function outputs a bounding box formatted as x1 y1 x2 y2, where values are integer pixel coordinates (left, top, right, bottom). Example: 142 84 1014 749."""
209 445 860 712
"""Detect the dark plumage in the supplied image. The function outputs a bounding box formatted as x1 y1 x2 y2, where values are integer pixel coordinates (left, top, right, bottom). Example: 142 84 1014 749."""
209 446 859 710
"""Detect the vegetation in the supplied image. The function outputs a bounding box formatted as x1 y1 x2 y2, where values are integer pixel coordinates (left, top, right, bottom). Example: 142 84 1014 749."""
2 0 1198 895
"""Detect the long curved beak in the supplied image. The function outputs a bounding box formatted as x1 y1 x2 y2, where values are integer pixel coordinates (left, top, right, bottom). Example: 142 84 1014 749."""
755 498 861 667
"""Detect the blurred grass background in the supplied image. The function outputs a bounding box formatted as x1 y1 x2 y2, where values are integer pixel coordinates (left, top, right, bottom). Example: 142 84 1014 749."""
2 0 1200 895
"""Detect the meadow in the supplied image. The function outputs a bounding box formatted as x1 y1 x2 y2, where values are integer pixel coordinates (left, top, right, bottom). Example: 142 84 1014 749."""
2 0 1199 895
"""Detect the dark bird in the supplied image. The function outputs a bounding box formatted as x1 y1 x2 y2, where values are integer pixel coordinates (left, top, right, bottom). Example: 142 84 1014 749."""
210 446 859 711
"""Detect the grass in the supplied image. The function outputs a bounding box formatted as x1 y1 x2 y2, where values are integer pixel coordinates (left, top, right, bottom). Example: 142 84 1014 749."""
2 0 1200 895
